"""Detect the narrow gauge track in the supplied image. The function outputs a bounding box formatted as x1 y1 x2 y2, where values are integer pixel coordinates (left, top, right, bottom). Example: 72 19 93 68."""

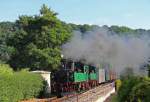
55 82 114 102
21 81 115 102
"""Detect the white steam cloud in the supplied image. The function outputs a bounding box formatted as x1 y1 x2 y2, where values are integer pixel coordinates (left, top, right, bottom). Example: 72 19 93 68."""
62 27 150 74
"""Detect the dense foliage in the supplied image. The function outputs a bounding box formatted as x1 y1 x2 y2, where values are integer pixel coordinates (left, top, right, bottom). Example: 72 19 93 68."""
0 22 16 63
0 64 44 102
6 5 71 71
115 79 122 91
117 76 150 102
0 5 150 71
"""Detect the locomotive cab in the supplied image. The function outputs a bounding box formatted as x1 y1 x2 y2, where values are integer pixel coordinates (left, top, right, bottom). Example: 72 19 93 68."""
89 65 97 80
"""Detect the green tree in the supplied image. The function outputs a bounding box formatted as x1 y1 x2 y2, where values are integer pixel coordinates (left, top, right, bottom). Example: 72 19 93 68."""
8 5 71 71
117 76 150 102
110 26 134 33
68 23 95 33
0 22 16 63
130 77 150 102
146 64 150 77
117 77 141 102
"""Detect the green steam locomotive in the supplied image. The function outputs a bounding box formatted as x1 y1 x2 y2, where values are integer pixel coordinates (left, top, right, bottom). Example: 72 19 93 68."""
52 59 116 96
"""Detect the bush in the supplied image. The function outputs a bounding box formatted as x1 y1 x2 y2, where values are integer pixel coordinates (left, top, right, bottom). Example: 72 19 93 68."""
14 70 44 99
117 76 150 102
115 79 122 91
0 76 23 102
0 64 44 102
129 77 150 102
0 64 13 76
117 77 141 102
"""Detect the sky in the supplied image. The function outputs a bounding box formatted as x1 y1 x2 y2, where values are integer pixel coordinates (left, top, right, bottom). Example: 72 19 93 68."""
0 0 150 29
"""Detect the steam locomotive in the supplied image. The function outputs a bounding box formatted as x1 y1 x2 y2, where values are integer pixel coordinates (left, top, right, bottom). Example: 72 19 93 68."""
51 59 116 96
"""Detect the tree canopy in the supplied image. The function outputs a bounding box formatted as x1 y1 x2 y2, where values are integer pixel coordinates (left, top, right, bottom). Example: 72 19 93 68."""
0 4 150 72
0 22 16 63
7 5 71 71
117 76 150 102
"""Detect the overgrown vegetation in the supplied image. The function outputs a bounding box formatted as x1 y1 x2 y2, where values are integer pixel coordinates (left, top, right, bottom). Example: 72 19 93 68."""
0 4 150 101
115 76 150 102
0 64 44 102
115 79 122 91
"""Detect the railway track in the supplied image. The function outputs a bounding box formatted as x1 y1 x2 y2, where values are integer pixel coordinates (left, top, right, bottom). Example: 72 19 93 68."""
58 82 114 102
22 82 115 102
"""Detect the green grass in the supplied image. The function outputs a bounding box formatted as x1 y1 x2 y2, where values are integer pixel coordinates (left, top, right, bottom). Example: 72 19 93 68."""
111 94 118 102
